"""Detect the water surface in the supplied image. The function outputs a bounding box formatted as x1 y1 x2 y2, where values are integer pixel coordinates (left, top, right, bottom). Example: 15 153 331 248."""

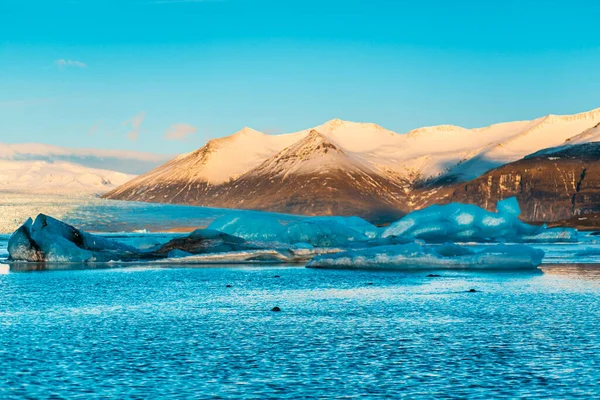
1 264 599 398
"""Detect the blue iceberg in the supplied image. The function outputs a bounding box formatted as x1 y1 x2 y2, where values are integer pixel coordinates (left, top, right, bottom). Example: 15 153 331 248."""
382 197 576 243
208 213 372 246
8 214 140 262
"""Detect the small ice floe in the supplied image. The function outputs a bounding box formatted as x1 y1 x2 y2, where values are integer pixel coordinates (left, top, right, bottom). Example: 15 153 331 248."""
152 249 295 264
306 243 545 270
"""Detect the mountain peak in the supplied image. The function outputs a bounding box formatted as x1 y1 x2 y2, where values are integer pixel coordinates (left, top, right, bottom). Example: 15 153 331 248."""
233 126 263 137
322 118 346 130
281 129 342 156
319 118 389 133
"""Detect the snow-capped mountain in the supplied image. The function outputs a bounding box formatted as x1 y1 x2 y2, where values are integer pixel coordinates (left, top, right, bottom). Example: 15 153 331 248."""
414 141 600 222
104 107 600 221
0 160 135 194
212 130 409 221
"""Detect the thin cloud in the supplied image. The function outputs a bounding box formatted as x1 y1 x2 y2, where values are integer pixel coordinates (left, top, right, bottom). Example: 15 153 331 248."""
123 112 146 141
164 123 198 141
88 123 100 137
55 59 87 68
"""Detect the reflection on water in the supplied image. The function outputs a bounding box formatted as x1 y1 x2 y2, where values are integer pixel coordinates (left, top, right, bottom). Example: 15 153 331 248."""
541 263 600 279
0 263 9 274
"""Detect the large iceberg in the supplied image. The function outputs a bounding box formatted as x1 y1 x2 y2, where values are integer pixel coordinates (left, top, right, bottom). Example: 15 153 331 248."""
307 243 545 270
208 214 373 247
381 197 577 243
208 214 287 243
8 215 142 262
208 197 575 245
7 206 556 268
8 214 276 263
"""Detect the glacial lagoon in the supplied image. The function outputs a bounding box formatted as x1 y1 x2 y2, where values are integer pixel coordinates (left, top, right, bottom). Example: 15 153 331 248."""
2 196 600 398
1 256 599 398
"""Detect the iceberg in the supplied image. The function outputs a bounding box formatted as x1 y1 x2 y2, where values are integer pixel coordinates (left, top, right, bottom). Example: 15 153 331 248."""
7 208 553 269
305 216 380 239
306 243 545 270
208 214 287 242
208 213 371 246
520 228 578 243
8 214 140 262
284 220 369 247
8 215 270 263
381 197 575 243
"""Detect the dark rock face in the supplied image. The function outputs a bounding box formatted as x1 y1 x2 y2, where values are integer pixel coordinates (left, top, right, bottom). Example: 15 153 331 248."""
207 169 407 224
156 229 258 255
416 143 600 222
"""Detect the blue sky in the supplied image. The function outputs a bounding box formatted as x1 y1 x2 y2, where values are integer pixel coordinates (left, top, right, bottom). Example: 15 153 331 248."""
1 0 600 154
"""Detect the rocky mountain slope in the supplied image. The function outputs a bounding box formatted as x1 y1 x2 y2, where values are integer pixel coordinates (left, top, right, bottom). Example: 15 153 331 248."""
106 131 409 222
416 142 600 222
104 108 600 223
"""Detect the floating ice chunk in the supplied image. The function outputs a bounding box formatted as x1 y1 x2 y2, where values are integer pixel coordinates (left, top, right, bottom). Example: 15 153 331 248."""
153 249 295 264
521 227 578 243
9 214 139 262
496 197 521 216
308 216 380 239
208 213 371 246
307 243 544 270
380 197 566 243
7 215 290 263
284 220 369 247
208 214 286 242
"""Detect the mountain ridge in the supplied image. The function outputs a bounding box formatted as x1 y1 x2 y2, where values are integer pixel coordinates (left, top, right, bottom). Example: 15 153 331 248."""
103 107 600 222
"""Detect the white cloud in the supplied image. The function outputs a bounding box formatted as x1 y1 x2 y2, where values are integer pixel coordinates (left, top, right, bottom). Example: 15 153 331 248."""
123 112 146 141
55 59 87 68
164 123 198 141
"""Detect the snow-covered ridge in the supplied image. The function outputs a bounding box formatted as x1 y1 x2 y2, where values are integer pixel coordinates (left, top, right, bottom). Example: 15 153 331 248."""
0 159 135 195
111 106 600 193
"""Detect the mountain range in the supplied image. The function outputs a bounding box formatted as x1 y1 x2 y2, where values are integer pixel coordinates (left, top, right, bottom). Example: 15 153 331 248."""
103 107 600 223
